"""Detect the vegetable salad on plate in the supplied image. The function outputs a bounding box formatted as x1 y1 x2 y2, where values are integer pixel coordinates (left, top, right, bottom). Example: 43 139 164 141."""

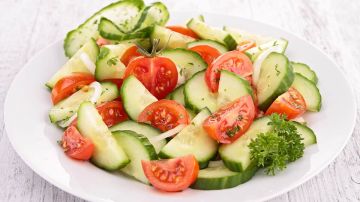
47 0 321 192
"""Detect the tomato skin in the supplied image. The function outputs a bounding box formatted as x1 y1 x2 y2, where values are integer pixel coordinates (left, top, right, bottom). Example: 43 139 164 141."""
120 46 142 66
124 57 178 99
61 126 94 160
205 51 253 93
51 73 95 105
141 155 199 192
166 26 198 38
138 100 190 132
189 45 221 66
265 87 306 119
236 40 256 52
203 95 256 144
70 101 128 128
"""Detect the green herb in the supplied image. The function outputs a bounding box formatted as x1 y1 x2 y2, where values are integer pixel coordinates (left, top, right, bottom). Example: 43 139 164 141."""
273 40 278 46
179 68 184 76
226 125 240 137
249 114 304 175
275 64 280 76
107 56 119 66
98 47 110 60
188 62 194 66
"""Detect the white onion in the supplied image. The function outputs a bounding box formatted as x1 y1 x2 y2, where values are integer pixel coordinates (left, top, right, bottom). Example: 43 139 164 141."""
150 124 186 142
89 81 102 104
80 53 96 74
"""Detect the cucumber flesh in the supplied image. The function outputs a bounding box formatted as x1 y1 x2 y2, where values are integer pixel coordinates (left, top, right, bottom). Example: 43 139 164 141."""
256 52 294 110
184 71 217 113
292 62 318 84
77 102 129 170
161 48 207 85
112 130 157 184
64 0 144 57
191 161 258 190
187 39 228 54
46 39 99 88
167 84 185 106
110 120 166 153
151 25 195 49
291 73 322 112
245 38 288 61
159 108 218 169
292 121 317 146
95 82 119 105
49 87 94 123
187 18 237 50
223 26 275 46
217 70 254 108
120 76 158 120
219 117 273 172
133 2 169 30
95 43 134 81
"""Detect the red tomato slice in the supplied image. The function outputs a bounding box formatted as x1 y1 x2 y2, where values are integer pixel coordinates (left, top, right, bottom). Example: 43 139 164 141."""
120 45 142 66
70 101 128 128
51 73 95 105
166 26 198 38
141 155 199 192
205 51 253 93
138 100 190 132
61 126 94 160
203 95 256 143
236 40 256 52
123 57 178 99
265 87 306 119
189 45 221 66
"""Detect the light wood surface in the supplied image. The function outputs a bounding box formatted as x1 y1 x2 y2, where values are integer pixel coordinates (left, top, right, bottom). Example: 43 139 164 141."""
0 0 359 201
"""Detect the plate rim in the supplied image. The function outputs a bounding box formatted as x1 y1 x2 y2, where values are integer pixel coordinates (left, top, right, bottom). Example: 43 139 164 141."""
4 12 358 202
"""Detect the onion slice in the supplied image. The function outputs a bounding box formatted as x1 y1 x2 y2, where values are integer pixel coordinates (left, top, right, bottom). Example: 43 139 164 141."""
150 124 186 142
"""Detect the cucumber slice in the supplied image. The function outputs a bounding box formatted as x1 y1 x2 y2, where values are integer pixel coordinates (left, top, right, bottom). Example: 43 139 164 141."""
184 71 217 113
292 62 318 84
292 121 317 146
95 82 119 105
159 108 218 169
64 0 144 57
191 161 258 190
291 73 322 112
223 26 275 46
257 52 294 110
217 70 254 108
120 76 157 120
112 130 157 184
187 40 228 54
219 117 273 172
167 84 185 106
161 48 207 85
77 102 129 170
49 87 94 123
133 2 169 30
110 120 166 153
187 18 237 50
98 18 152 41
245 38 288 61
151 25 195 49
95 43 134 81
46 39 99 88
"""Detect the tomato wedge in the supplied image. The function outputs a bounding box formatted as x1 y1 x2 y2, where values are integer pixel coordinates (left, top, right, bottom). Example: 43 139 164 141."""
166 25 198 38
205 51 253 93
138 100 190 132
236 40 256 52
189 45 221 66
123 56 178 99
70 101 128 128
61 126 94 160
141 155 199 192
120 45 142 66
51 73 95 105
203 95 256 143
265 87 306 119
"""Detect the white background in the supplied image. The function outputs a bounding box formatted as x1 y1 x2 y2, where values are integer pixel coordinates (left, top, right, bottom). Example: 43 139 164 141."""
0 0 359 201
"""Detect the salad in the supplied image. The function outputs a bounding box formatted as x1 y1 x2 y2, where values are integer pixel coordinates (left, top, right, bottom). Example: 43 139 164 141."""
47 0 322 192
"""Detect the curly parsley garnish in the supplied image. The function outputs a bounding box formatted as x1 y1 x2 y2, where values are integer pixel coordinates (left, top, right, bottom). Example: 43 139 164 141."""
249 114 304 175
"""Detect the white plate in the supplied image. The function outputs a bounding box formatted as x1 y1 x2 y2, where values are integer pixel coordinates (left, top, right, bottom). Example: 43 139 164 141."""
4 12 357 202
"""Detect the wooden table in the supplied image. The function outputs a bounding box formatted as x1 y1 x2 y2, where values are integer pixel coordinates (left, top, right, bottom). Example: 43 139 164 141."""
1 0 359 201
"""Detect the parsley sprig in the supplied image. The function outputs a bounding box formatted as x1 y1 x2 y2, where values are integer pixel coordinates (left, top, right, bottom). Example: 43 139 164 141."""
249 114 304 175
